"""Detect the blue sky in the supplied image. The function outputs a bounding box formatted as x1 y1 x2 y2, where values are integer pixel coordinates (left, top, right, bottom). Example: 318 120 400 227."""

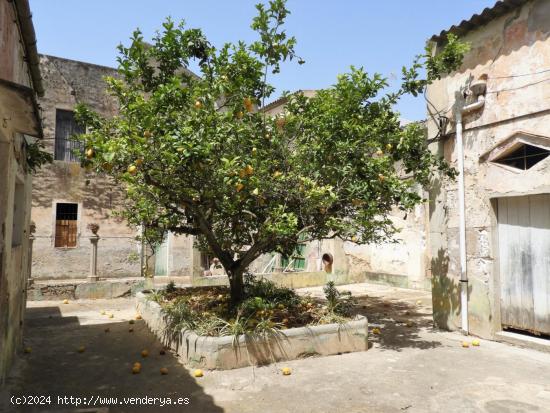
29 0 496 120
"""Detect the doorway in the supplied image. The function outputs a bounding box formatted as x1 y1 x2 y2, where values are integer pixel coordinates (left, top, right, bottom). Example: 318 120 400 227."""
497 195 550 335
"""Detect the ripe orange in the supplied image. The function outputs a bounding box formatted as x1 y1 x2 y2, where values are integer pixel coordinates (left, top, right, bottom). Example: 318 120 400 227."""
135 315 142 320
127 165 137 175
282 367 291 376
160 367 169 375
132 365 141 374
193 369 204 378
141 350 149 358
194 100 203 109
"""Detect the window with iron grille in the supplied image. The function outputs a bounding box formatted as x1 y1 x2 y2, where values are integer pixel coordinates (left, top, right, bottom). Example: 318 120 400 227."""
54 109 85 162
55 203 78 248
493 143 550 170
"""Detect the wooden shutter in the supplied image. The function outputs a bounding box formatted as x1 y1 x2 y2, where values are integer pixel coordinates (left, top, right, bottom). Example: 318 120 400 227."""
54 203 79 248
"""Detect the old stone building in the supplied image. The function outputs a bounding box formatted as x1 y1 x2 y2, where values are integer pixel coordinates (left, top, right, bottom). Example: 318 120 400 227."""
30 55 143 279
0 0 43 383
427 0 550 340
32 55 200 281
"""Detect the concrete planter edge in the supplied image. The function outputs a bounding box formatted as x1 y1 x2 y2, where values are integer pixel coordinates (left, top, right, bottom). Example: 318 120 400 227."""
135 291 368 370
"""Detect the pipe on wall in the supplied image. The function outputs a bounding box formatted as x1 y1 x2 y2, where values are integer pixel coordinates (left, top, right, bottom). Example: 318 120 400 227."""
455 86 486 336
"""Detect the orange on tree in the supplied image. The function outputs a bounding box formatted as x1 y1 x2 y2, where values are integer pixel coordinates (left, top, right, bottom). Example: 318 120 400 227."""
85 148 94 159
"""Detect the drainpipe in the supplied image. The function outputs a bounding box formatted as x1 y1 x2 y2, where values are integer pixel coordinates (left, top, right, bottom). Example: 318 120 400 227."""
455 75 486 335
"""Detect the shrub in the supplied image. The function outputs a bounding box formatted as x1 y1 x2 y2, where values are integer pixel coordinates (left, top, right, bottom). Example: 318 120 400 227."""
323 281 355 316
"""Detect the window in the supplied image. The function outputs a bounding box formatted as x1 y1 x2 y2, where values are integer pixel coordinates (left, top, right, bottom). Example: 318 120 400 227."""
54 203 78 248
54 110 84 162
494 144 550 170
200 252 212 270
281 243 306 271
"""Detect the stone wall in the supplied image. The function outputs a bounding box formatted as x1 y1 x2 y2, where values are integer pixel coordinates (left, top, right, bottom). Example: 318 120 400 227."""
426 0 550 338
32 55 141 279
0 0 37 384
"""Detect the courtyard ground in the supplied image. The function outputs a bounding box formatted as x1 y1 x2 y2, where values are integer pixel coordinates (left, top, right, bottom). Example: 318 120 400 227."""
2 283 550 412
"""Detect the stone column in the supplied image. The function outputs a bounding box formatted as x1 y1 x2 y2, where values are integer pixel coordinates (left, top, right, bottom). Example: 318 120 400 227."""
27 222 36 286
87 223 100 282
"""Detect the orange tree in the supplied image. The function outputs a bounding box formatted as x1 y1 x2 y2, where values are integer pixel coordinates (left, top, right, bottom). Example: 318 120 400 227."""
76 0 467 304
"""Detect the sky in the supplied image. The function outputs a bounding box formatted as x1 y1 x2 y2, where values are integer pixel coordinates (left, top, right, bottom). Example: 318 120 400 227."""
29 0 496 120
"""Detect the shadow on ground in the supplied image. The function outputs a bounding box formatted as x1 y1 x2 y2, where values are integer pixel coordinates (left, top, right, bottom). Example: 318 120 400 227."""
7 305 223 413
351 294 443 352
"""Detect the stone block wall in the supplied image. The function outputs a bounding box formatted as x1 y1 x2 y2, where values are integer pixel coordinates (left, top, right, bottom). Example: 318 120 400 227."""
31 55 141 279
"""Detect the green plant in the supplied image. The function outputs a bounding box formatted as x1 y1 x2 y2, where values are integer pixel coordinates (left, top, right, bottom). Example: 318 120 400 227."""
164 298 198 333
165 280 177 294
75 0 467 305
323 281 355 316
147 289 165 304
244 274 299 307
26 140 53 173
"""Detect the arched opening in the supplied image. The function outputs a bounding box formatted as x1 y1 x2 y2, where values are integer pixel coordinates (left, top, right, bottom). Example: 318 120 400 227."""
322 253 333 273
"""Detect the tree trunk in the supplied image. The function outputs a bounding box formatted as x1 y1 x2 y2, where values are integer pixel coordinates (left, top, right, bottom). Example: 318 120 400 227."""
228 268 245 306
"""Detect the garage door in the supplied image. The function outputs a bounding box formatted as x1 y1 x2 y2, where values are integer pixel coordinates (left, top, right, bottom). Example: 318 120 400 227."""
498 195 550 335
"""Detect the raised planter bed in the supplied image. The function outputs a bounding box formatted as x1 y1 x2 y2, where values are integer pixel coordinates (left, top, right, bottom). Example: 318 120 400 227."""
135 291 369 370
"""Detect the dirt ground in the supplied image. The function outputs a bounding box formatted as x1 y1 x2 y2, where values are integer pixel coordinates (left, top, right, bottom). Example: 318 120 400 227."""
2 283 550 413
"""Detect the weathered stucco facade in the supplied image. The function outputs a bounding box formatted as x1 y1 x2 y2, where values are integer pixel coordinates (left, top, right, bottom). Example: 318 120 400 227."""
427 0 550 338
31 55 143 279
0 0 43 383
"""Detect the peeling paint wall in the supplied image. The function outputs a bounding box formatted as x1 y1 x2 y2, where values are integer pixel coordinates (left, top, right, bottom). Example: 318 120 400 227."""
31 55 142 279
0 0 36 384
426 0 550 338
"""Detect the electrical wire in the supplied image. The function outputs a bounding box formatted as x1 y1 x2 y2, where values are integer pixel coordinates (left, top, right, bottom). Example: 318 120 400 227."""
486 77 550 94
488 68 550 79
